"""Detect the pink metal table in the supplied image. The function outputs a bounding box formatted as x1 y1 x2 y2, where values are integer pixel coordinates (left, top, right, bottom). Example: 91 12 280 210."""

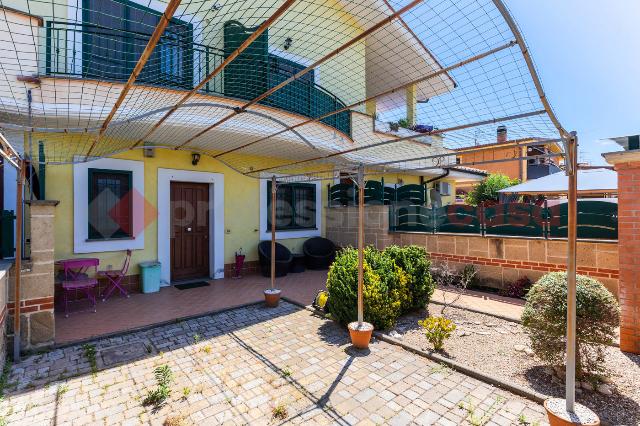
55 258 99 317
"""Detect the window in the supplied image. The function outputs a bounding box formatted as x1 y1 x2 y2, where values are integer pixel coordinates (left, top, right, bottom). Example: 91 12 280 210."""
267 181 316 230
82 0 193 87
437 182 451 196
88 169 132 240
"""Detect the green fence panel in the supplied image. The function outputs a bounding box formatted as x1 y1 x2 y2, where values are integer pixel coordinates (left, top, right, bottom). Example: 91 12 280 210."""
435 205 481 234
223 20 269 101
356 181 384 205
391 205 434 232
396 184 426 205
547 201 618 239
383 186 395 205
484 203 545 237
329 183 355 206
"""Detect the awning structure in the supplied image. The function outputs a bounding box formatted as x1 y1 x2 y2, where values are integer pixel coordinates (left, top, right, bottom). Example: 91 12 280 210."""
0 0 567 178
0 1 588 415
499 168 617 195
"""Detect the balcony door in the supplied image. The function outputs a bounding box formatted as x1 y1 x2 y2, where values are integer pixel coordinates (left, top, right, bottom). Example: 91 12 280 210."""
81 0 193 88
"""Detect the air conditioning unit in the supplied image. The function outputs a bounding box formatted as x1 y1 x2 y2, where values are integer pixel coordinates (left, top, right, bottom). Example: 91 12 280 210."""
436 182 451 196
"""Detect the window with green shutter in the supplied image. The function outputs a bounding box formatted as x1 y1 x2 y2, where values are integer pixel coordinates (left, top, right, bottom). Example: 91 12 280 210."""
267 181 316 230
88 168 133 240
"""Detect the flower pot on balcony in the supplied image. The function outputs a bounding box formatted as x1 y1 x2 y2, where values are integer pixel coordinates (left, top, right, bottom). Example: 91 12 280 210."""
264 288 281 307
348 321 374 349
543 398 599 426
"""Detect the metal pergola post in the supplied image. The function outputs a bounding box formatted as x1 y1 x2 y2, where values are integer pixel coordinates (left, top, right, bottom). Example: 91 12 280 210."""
565 131 578 412
13 160 25 362
357 164 365 325
271 175 277 291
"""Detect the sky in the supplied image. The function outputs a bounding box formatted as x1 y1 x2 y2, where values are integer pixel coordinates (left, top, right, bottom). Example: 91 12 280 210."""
505 0 640 165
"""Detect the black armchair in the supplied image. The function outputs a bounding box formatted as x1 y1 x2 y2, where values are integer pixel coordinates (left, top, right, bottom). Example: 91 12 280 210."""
303 237 336 270
258 241 293 277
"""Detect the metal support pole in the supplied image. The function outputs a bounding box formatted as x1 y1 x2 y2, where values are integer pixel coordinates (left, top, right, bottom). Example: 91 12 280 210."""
13 161 24 362
357 164 365 325
565 132 578 412
271 176 277 290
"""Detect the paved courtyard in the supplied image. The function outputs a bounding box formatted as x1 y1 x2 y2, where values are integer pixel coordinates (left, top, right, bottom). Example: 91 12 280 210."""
3 302 549 425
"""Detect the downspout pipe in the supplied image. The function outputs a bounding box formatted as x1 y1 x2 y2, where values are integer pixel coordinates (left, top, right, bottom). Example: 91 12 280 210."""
424 168 450 184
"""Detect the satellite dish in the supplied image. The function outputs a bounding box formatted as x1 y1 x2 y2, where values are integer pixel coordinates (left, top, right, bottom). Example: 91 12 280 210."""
430 188 442 208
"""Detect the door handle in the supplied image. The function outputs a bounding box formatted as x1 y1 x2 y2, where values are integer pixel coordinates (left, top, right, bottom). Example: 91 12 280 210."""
186 227 192 232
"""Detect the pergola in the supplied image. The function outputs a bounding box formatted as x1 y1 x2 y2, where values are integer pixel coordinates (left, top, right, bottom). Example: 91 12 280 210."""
0 0 581 416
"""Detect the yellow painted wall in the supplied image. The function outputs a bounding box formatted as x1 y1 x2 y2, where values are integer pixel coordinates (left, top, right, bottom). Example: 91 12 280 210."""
45 148 327 276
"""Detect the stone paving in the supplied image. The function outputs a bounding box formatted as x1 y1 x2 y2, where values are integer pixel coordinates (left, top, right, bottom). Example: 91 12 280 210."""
1 302 549 425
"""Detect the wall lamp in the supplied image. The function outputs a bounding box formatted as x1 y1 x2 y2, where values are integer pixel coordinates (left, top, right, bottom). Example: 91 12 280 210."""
192 153 201 166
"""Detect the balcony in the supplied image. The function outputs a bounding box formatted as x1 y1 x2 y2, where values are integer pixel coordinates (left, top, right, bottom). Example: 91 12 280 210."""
43 21 351 137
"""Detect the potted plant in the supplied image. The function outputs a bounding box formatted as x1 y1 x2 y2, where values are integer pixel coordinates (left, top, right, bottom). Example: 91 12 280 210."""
543 399 599 426
264 287 281 307
233 248 245 279
348 321 374 349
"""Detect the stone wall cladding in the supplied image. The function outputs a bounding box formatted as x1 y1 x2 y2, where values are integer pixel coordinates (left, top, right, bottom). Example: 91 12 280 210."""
8 201 58 352
325 206 392 249
325 205 619 296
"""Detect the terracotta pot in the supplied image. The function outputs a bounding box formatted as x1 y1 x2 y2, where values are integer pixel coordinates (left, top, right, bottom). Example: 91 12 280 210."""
348 321 374 349
544 398 600 426
264 288 281 307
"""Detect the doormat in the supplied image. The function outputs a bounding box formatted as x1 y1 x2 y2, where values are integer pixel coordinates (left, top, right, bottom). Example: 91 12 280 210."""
174 281 210 290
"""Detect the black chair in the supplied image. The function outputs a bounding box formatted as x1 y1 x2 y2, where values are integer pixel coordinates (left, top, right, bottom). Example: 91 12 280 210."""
303 237 336 270
258 241 293 277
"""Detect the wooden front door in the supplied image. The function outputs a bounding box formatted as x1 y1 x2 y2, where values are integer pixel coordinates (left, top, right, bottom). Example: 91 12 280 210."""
170 182 210 281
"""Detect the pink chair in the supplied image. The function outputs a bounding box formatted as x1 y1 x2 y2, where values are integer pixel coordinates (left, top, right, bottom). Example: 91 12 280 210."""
60 258 99 318
98 250 132 301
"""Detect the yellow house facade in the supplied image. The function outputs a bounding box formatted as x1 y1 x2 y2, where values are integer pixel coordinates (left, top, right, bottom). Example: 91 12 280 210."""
0 2 484 285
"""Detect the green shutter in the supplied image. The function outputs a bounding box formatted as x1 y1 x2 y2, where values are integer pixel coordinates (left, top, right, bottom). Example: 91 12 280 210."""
223 20 269 101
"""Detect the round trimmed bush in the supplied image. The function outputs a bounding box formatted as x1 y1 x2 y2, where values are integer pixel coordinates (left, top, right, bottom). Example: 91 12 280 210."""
384 245 435 310
325 247 408 330
521 272 620 377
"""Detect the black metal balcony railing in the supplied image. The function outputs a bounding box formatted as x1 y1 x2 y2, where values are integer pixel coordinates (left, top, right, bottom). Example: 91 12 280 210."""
44 21 351 137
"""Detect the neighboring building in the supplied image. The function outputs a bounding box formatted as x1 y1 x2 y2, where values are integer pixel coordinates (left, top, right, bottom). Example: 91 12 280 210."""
455 125 564 182
609 134 640 151
0 3 484 285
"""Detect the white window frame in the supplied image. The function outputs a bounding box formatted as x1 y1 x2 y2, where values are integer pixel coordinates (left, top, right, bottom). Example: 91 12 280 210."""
73 157 145 253
259 176 322 240
438 181 451 196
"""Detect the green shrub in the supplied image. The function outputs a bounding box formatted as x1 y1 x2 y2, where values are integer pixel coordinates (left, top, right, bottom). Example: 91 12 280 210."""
465 173 519 206
418 316 456 350
383 245 435 310
326 247 407 330
521 272 620 377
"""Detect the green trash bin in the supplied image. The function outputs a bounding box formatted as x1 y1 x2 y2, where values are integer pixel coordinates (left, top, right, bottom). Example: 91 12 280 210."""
139 261 161 294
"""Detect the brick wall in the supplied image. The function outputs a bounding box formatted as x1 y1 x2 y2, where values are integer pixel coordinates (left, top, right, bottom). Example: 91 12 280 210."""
325 206 619 296
224 260 259 278
7 201 58 351
606 155 640 353
393 233 618 295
